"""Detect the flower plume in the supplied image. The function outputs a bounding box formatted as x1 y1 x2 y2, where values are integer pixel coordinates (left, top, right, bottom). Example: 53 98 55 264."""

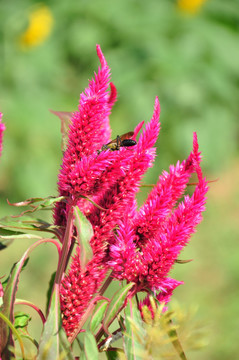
55 45 208 337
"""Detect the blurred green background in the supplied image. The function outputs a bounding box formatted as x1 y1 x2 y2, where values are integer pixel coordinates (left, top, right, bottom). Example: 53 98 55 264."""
0 0 239 358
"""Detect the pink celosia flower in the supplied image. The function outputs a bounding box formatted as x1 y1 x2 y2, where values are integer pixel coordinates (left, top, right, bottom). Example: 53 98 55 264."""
57 45 208 337
0 113 5 158
108 133 208 293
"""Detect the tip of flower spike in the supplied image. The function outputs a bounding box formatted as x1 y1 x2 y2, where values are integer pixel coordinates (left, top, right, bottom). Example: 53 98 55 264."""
133 121 144 140
185 132 202 172
96 44 107 68
154 96 160 117
193 132 199 154
153 97 161 131
0 113 5 131
108 82 117 106
193 132 202 166
137 96 160 151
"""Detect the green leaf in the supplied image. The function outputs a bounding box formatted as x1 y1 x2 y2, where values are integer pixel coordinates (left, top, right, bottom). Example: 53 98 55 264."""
0 238 60 358
0 230 14 250
1 259 29 291
106 349 121 360
7 196 65 209
37 289 74 360
166 316 187 360
5 196 65 218
50 110 72 153
103 283 135 331
90 300 108 333
0 216 60 237
14 312 31 329
0 233 42 241
83 331 99 360
0 311 25 359
0 226 42 251
124 298 145 360
0 258 29 357
73 207 93 272
46 272 56 314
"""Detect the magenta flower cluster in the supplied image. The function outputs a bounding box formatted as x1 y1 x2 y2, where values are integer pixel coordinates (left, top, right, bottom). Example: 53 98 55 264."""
55 45 208 337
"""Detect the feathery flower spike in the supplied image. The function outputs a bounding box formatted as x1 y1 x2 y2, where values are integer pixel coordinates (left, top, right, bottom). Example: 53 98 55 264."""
57 45 208 338
109 133 208 293
60 95 160 336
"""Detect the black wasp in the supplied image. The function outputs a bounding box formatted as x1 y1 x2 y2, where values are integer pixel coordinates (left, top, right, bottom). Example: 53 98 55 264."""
98 132 137 153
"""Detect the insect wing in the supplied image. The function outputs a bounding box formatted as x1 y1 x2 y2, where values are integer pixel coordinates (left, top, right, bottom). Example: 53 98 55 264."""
119 131 134 141
106 132 134 146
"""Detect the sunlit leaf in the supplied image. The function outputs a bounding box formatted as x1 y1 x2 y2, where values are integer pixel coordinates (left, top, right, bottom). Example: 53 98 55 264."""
0 216 61 237
103 283 135 331
6 196 65 218
0 312 25 360
83 331 99 360
0 233 42 241
14 312 31 329
0 239 60 358
73 206 93 272
0 258 29 357
90 299 108 333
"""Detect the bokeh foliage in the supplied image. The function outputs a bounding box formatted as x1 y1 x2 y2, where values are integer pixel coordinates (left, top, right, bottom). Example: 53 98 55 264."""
0 0 239 359
1 0 239 200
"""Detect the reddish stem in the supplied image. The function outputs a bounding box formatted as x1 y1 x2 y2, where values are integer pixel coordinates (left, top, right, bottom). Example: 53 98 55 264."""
15 299 46 324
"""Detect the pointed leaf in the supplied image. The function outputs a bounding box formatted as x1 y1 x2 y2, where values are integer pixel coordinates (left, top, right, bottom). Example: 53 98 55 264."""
83 331 99 360
73 207 93 272
0 233 42 241
124 298 145 360
50 110 72 152
175 259 193 264
0 239 60 357
0 311 24 360
103 283 135 331
166 318 187 360
6 196 65 218
7 197 45 207
46 272 56 313
7 196 65 208
90 300 108 333
0 258 29 356
0 216 61 237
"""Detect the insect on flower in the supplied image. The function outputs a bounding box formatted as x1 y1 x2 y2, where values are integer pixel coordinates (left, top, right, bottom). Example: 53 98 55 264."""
98 132 137 153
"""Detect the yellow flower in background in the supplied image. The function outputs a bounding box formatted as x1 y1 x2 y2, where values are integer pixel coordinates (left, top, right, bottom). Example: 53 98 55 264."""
20 5 53 48
177 0 207 14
